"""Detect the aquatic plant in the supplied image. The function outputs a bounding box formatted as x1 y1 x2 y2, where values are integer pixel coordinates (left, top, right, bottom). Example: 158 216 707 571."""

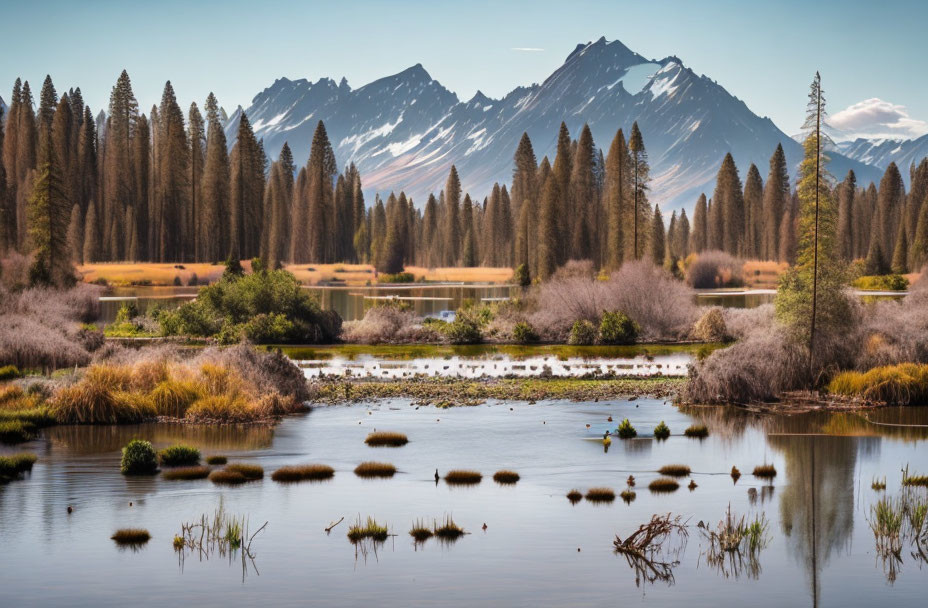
174 498 266 581
871 477 886 491
627 475 636 487
347 516 389 543
730 466 741 482
162 465 211 480
120 439 158 475
752 464 777 479
653 421 670 440
111 528 151 545
688 479 698 491
224 463 264 480
566 489 583 504
648 477 680 493
354 461 396 478
613 513 690 586
621 489 637 504
492 470 520 484
0 419 35 443
206 455 227 465
658 464 691 477
617 418 637 439
901 472 928 487
869 496 904 556
829 363 928 405
272 464 335 482
409 519 433 542
208 469 249 485
700 506 770 579
434 515 465 540
684 424 709 438
585 487 616 503
364 431 409 447
159 444 201 467
445 470 482 485
0 452 37 482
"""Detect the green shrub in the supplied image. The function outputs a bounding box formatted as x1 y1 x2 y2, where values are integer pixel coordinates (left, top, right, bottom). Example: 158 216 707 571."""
512 322 539 344
514 263 531 287
852 274 909 291
444 318 482 344
653 421 670 440
115 301 139 324
159 444 201 467
599 311 639 345
617 418 637 439
378 272 415 284
0 365 23 381
568 320 597 345
120 439 158 475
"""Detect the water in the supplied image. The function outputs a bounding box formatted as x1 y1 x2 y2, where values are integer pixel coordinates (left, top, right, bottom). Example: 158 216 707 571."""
2 401 927 606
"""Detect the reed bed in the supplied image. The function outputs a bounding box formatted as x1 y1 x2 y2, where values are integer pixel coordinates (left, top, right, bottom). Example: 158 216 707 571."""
353 461 396 478
225 463 264 479
434 515 465 539
492 470 520 484
209 463 264 485
585 487 616 503
364 431 409 447
111 529 151 545
752 464 777 479
658 464 691 477
648 477 681 493
347 516 389 542
162 465 211 480
409 519 433 541
444 470 482 485
829 363 928 405
684 424 709 438
272 464 335 482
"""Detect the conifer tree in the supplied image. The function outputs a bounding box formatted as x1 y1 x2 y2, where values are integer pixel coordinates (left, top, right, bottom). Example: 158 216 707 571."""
552 123 572 262
82 200 99 263
874 162 905 262
200 98 230 262
512 133 538 272
460 193 476 266
154 81 189 262
303 121 335 263
569 124 596 261
742 164 763 259
603 128 628 269
891 218 909 273
762 144 790 260
835 170 856 260
13 81 37 249
911 189 928 271
443 165 462 266
537 173 560 281
188 102 205 260
711 153 744 255
691 194 708 254
650 205 665 263
627 122 650 260
0 104 10 251
229 112 264 260
675 209 690 259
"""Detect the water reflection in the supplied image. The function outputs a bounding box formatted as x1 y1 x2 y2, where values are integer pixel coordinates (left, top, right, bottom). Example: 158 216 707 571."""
45 422 275 454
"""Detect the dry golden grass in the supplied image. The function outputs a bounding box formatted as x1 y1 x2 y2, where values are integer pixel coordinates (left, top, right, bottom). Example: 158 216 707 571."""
162 465 210 480
364 431 409 447
658 464 691 477
741 260 788 289
649 477 681 492
752 464 777 478
354 461 397 478
566 489 583 503
272 463 334 482
492 470 520 484
111 528 151 544
78 261 515 287
444 470 482 485
585 487 616 502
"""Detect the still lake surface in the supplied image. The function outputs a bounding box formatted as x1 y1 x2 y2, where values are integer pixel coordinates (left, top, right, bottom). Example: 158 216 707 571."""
2 399 927 606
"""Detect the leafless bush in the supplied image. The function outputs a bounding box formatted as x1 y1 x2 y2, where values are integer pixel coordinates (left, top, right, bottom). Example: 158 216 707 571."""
686 250 744 289
551 259 596 280
691 308 728 342
854 272 928 368
722 304 775 340
341 305 439 344
0 252 32 291
603 261 698 340
196 344 310 404
529 275 609 341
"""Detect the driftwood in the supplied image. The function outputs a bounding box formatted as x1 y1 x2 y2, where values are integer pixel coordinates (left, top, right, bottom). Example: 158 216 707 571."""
613 513 689 587
325 516 345 533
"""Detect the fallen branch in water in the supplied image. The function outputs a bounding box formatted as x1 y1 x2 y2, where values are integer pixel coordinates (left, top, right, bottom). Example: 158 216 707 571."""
613 513 689 587
325 516 345 533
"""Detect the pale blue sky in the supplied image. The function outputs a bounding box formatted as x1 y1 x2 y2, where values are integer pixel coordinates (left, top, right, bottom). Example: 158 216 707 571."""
2 0 926 138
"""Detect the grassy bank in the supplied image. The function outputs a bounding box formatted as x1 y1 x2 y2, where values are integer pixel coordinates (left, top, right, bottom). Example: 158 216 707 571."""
308 376 683 406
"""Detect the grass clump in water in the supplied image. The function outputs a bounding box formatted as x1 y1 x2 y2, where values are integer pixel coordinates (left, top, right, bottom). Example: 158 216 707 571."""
158 444 200 467
120 439 158 475
871 477 886 491
902 468 928 487
684 424 709 438
209 463 264 485
829 363 928 405
0 452 37 482
566 489 583 504
649 477 680 493
444 470 482 485
752 464 777 479
364 431 408 447
434 515 465 539
621 489 637 504
653 421 670 440
492 470 520 484
272 464 334 482
409 519 433 542
0 419 35 444
869 496 904 556
658 464 691 477
225 463 264 479
617 418 637 439
354 461 396 478
731 466 741 482
111 528 151 545
347 516 389 542
206 455 227 465
585 487 616 503
162 465 210 480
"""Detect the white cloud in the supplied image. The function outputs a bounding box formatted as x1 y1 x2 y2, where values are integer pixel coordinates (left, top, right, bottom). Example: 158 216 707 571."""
511 47 544 52
828 98 928 141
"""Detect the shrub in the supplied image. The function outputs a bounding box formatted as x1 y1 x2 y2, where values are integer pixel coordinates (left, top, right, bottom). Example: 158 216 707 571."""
378 272 415 284
159 444 201 467
604 261 697 340
354 461 396 478
692 308 729 342
585 487 616 502
514 263 531 287
272 464 334 482
162 465 211 480
0 365 22 381
648 477 680 492
568 320 597 345
444 470 482 485
617 418 637 439
599 311 639 345
685 250 744 288
492 470 520 484
120 439 158 475
684 424 709 438
443 317 482 344
853 274 909 291
341 305 439 345
653 421 670 440
512 322 539 344
111 529 151 545
364 431 408 447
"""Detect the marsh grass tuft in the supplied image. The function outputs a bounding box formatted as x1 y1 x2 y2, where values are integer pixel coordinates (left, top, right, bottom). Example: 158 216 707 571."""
871 477 886 491
409 519 433 541
617 418 637 439
434 515 465 539
206 455 227 465
162 465 210 480
347 516 389 542
752 464 777 479
585 487 616 503
272 464 334 482
444 469 482 485
901 471 928 487
208 469 248 485
649 477 680 493
159 444 201 467
224 463 264 480
492 470 520 484
731 466 741 482
683 424 709 438
111 528 151 545
653 421 670 440
0 452 37 482
0 419 35 443
364 431 408 447
353 461 396 478
658 464 691 477
566 489 583 504
621 489 636 504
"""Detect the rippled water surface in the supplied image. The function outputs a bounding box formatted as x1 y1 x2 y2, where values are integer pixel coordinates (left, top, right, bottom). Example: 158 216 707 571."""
2 402 927 606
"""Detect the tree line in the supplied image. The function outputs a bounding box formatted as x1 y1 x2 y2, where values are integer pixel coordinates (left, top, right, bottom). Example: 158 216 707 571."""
1 71 926 287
